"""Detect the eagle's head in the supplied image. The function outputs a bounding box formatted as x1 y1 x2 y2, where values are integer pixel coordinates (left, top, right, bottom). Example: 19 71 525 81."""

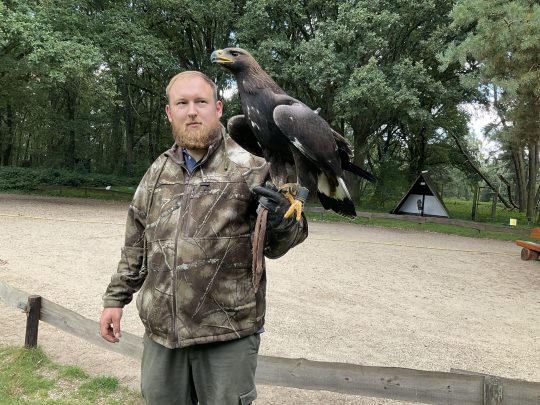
211 48 256 74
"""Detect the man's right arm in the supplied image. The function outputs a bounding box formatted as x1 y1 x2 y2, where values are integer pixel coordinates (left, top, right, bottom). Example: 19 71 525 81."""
102 201 148 308
100 167 153 342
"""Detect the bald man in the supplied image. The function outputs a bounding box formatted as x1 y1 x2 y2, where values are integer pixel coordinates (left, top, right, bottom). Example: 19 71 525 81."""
100 71 307 405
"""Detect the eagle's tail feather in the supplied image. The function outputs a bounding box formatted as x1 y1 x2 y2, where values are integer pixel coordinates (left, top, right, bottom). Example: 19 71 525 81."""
317 174 356 218
342 160 377 183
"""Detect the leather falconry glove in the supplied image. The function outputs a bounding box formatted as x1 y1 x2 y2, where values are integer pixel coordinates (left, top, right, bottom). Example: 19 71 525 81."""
252 182 295 230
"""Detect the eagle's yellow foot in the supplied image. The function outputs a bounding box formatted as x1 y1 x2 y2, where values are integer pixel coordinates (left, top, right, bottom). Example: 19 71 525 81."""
284 199 304 221
278 184 309 221
283 191 296 205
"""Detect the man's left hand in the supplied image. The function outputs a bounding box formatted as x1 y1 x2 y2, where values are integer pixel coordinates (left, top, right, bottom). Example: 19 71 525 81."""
253 183 294 229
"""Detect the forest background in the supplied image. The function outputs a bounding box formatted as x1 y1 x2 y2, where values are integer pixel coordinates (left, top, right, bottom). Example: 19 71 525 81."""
1 0 539 220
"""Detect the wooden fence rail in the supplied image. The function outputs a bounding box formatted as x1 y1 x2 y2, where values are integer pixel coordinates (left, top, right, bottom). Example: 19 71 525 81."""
1 281 539 404
304 207 531 236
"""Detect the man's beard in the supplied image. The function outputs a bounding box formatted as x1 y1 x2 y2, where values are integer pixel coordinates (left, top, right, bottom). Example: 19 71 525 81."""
172 122 221 150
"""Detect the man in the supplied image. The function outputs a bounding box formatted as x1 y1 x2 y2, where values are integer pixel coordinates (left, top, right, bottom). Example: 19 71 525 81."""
99 71 307 405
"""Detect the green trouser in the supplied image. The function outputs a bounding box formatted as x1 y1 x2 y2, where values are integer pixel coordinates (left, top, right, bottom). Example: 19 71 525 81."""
141 333 260 405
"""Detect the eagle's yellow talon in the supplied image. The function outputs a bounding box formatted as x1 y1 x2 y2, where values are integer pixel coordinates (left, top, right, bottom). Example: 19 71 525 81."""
284 200 303 221
284 191 296 205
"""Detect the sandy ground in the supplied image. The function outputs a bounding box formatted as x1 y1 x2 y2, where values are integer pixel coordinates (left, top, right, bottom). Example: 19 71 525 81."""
0 193 539 404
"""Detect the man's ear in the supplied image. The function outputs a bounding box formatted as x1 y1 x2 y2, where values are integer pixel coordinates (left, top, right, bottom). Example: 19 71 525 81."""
165 104 172 122
216 100 223 118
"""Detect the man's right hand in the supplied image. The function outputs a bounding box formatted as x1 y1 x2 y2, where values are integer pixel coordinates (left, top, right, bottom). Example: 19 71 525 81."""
99 307 123 343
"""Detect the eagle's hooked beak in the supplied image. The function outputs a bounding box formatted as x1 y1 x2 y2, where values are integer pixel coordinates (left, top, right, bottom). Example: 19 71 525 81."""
211 49 233 64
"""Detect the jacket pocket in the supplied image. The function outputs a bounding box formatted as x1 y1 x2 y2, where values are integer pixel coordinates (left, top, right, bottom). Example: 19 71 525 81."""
186 180 252 238
135 277 151 325
239 386 257 405
135 282 144 313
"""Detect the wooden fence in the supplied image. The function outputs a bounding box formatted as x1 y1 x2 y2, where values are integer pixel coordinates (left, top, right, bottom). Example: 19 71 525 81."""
304 207 531 236
1 280 539 404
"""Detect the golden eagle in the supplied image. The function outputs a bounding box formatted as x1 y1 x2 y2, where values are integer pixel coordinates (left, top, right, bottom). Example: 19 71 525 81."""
211 47 376 219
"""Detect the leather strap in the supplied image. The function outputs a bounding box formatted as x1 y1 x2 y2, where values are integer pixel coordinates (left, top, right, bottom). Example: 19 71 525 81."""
251 207 268 292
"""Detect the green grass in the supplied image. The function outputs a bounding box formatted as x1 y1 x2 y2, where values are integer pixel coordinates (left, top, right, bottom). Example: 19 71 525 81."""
353 197 534 227
78 377 119 403
57 365 89 380
443 198 533 226
0 346 142 405
304 211 522 241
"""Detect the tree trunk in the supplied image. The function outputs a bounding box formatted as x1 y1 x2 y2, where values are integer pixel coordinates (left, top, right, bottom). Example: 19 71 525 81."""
148 95 155 163
534 180 540 225
2 104 14 166
526 140 539 220
66 93 76 170
111 104 123 174
498 174 519 209
511 147 527 211
0 108 4 166
123 84 135 174
494 85 526 210
93 128 103 172
151 99 162 161
349 118 372 202
413 126 427 176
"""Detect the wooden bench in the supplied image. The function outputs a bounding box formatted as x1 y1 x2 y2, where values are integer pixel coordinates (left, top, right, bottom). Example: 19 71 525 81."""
516 227 540 260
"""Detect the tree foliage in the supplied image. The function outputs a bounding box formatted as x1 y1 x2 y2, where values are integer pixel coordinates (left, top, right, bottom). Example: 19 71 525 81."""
3 0 537 211
234 0 476 203
0 0 239 176
444 0 540 218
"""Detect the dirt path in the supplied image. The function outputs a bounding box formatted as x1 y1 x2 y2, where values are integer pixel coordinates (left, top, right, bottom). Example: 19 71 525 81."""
1 194 539 404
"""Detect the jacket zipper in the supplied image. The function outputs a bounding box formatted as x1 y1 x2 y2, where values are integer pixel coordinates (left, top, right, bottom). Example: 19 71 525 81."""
172 168 193 344
170 149 215 344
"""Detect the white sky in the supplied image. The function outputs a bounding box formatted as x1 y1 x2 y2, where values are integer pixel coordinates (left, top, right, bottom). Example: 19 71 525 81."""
462 103 501 158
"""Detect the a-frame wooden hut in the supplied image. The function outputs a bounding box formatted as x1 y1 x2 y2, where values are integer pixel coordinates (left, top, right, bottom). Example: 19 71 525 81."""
391 171 450 218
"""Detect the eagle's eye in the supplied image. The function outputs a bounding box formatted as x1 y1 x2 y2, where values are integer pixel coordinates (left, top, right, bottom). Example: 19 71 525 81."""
230 51 240 57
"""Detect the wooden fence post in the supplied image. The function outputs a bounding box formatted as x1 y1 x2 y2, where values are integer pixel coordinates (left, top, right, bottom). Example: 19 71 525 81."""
483 376 503 405
491 186 499 219
472 185 479 221
24 295 41 348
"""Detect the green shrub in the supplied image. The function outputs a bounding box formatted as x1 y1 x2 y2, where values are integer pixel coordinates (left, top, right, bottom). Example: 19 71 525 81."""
0 167 40 190
0 167 140 191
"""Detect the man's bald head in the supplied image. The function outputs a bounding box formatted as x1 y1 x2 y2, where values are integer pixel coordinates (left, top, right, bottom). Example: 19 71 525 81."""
166 71 218 102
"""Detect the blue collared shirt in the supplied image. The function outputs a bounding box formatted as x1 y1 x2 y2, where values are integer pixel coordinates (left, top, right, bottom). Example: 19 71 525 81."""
182 148 199 173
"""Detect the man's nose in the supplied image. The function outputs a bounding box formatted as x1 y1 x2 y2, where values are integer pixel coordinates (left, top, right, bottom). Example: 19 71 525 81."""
187 102 197 117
